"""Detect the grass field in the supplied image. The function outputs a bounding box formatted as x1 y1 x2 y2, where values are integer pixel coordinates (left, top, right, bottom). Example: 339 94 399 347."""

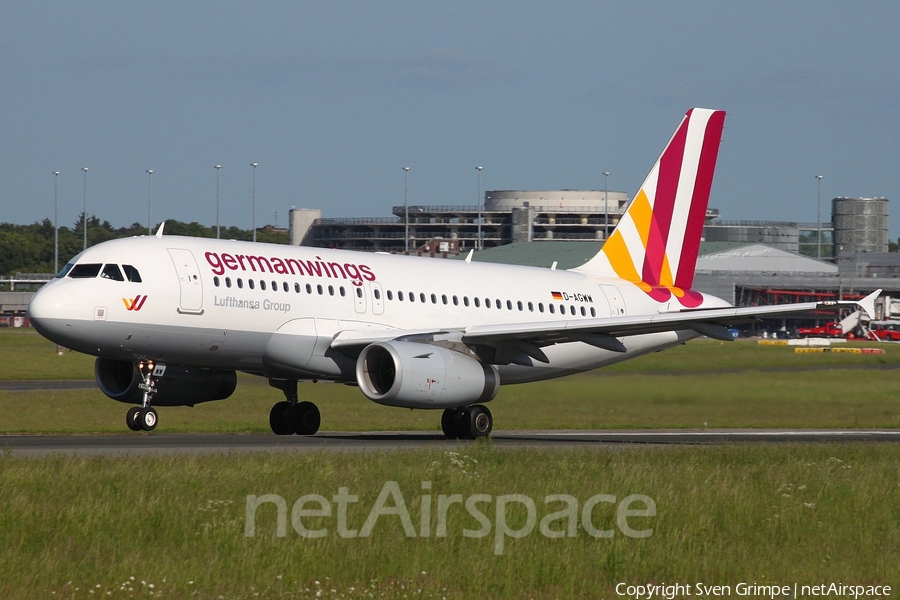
2 328 900 432
1 444 897 599
3 331 899 598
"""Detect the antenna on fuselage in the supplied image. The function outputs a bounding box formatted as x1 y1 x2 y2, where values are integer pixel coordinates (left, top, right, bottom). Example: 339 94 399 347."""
155 222 166 238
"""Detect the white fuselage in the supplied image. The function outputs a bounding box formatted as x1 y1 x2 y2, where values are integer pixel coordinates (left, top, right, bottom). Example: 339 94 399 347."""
28 235 729 386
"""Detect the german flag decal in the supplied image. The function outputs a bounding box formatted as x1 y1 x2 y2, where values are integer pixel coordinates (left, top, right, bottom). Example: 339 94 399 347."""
551 291 563 301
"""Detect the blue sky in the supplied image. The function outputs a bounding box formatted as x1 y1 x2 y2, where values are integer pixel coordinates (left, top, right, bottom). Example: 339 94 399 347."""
2 2 899 238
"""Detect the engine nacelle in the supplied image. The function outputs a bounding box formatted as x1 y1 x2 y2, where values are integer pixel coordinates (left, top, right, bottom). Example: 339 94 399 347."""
95 358 237 407
356 341 499 409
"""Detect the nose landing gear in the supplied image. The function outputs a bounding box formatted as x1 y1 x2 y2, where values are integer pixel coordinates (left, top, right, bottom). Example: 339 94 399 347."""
125 361 163 432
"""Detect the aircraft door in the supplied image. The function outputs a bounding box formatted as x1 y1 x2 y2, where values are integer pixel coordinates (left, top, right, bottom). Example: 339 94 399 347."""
598 285 626 317
371 282 384 315
168 248 204 315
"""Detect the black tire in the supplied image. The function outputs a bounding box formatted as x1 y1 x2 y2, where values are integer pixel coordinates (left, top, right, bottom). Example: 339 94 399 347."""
126 407 142 432
464 405 493 439
441 408 463 439
291 401 321 436
138 407 158 432
269 401 293 435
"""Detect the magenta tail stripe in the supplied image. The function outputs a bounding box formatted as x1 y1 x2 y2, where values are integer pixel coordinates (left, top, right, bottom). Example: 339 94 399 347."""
641 113 689 285
674 110 726 289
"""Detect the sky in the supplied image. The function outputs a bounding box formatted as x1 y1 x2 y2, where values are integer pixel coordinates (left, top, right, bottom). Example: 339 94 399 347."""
2 2 899 238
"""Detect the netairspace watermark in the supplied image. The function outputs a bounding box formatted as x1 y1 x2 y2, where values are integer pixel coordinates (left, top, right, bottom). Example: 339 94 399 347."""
245 480 655 555
615 582 892 600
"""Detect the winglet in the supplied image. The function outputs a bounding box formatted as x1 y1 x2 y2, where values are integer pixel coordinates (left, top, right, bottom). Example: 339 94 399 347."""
465 249 474 263
155 222 166 238
858 289 881 319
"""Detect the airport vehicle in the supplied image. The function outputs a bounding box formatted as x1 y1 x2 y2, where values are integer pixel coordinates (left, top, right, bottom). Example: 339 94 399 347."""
27 109 879 438
797 322 844 338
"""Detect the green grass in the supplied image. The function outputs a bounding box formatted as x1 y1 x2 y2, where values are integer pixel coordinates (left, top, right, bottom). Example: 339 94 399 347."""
3 329 900 432
0 444 896 599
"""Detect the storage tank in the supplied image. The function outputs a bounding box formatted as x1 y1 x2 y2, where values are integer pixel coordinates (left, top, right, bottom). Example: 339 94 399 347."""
832 197 889 256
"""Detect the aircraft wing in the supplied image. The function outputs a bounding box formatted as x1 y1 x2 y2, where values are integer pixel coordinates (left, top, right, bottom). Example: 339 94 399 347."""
331 290 880 361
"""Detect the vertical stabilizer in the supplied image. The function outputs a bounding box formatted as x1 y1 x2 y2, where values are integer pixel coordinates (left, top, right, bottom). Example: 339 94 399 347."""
573 108 726 307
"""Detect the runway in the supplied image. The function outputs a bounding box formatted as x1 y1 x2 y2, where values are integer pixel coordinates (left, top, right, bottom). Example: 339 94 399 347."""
2 429 900 456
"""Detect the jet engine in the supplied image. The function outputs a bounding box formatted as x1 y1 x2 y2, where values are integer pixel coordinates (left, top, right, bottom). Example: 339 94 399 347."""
95 358 237 407
355 341 499 409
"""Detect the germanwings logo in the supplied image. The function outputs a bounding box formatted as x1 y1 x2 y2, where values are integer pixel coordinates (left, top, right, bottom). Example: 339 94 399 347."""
123 295 148 311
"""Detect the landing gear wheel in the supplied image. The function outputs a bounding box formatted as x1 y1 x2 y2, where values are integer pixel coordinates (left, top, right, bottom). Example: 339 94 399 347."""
137 407 158 432
441 408 464 439
269 401 294 435
126 407 142 432
464 405 492 439
291 401 321 435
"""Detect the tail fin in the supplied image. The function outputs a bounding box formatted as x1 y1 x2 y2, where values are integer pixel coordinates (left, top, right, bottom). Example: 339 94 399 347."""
574 108 726 307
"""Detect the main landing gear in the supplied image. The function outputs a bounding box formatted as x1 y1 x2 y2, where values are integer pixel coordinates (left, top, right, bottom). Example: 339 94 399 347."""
268 379 321 436
126 360 162 432
441 404 493 440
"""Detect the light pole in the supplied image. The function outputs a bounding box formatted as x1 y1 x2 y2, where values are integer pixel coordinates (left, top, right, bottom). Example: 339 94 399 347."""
816 174 823 260
146 169 154 235
603 171 610 241
251 163 259 242
403 166 410 252
476 166 484 250
53 171 60 273
215 165 222 239
81 167 89 250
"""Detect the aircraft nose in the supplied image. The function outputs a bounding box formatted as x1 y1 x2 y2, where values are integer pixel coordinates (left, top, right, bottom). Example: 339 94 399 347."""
28 285 75 337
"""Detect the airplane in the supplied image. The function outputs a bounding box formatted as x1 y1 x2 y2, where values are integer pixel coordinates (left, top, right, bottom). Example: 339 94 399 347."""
27 108 879 438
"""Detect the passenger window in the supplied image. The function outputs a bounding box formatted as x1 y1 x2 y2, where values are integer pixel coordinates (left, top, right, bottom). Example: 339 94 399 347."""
590 307 596 317
294 283 301 293
387 290 394 301
517 301 523 311
506 300 513 310
486 298 492 309
226 277 232 288
570 305 576 315
409 292 415 303
463 296 470 307
214 277 220 287
122 265 142 283
329 286 335 296
549 304 555 314
452 295 459 306
474 297 481 308
496 299 502 310
430 293 436 304
237 279 244 289
399 291 405 301
581 307 586 316
355 287 362 298
375 289 381 300
283 282 289 292
442 294 447 305
340 287 346 297
559 305 566 315
250 280 256 290
274 281 279 291
538 303 544 313
528 302 534 312
420 293 426 303
317 285 323 295
306 284 313 294
69 263 102 279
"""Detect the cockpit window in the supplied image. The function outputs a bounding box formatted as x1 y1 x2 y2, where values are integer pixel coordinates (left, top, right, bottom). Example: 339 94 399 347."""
101 264 125 281
68 263 102 279
122 265 142 283
55 263 74 279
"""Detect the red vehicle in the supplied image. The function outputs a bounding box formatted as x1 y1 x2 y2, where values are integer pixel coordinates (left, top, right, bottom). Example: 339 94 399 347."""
797 322 843 338
868 321 900 341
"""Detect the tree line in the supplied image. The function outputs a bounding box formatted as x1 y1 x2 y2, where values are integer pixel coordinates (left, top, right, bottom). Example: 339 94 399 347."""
0 215 288 277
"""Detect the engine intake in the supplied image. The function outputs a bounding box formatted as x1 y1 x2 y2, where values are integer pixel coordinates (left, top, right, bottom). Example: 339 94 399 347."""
356 341 499 409
95 358 237 406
